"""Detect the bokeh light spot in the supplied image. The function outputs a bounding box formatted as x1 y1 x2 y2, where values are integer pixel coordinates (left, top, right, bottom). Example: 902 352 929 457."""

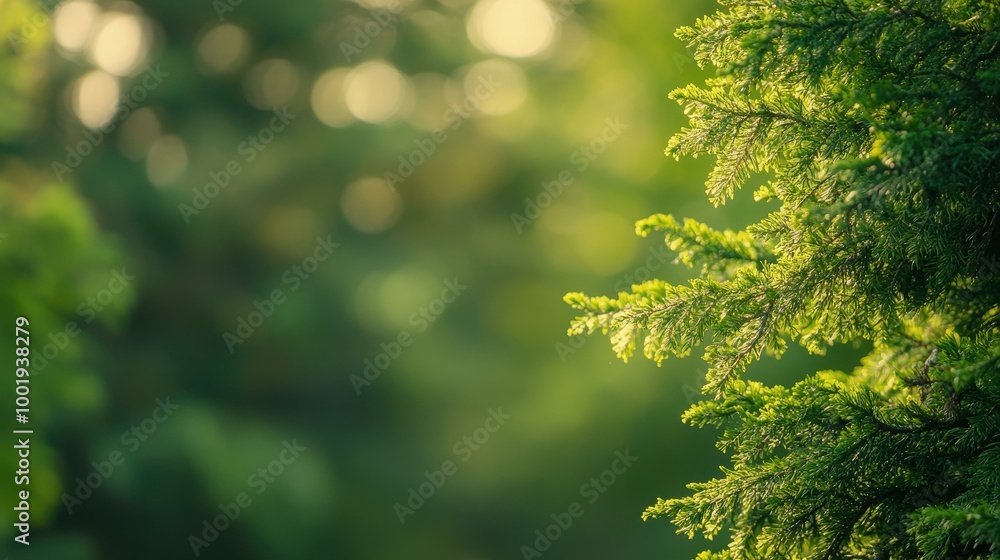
341 177 403 234
467 0 554 58
344 61 410 124
197 24 251 74
376 268 439 329
88 11 151 76
310 68 355 128
72 70 120 129
53 0 100 52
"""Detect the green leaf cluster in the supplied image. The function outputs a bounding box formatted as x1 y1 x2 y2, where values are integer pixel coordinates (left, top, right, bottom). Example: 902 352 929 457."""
566 1 1000 557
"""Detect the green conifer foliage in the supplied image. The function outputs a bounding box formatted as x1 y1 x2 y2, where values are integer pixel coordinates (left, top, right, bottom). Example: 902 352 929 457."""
565 1 1000 558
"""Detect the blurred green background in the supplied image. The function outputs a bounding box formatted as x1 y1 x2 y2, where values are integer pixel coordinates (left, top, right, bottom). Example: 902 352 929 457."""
0 0 866 558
